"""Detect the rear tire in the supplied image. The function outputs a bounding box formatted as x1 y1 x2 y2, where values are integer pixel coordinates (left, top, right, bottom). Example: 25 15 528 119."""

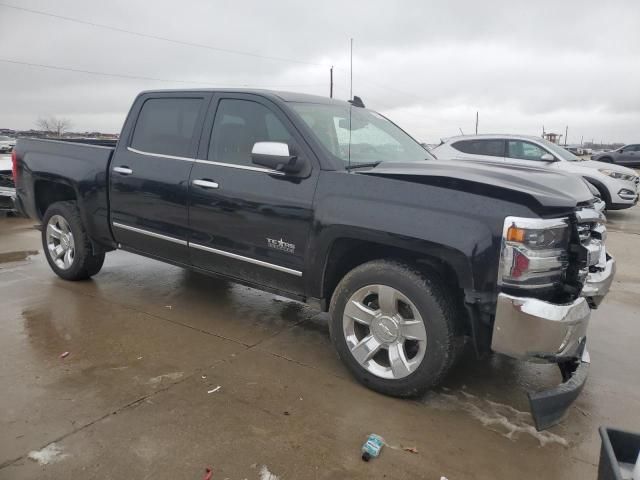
329 259 462 397
42 201 105 281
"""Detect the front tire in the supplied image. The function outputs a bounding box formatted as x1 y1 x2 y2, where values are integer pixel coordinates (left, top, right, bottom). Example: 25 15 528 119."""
329 259 462 397
42 201 105 281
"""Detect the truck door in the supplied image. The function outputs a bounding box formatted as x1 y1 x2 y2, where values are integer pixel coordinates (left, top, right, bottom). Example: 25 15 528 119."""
109 93 210 263
187 94 319 295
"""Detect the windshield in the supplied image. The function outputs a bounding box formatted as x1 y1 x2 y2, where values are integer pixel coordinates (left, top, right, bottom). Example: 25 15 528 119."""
538 138 581 161
290 102 434 165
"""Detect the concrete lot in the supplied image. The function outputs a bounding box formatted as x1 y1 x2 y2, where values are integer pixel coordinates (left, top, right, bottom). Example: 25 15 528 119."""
0 206 639 479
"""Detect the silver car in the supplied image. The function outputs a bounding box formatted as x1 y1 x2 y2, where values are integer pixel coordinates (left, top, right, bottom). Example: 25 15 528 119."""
432 134 639 210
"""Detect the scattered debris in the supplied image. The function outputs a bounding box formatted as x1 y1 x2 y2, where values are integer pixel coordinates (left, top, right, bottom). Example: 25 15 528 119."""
283 411 290 416
259 465 279 480
164 305 172 309
403 446 418 454
202 375 207 379
59 351 70 359
202 466 213 480
148 372 183 385
440 477 449 480
28 443 68 465
137 356 143 360
361 433 385 461
207 386 221 394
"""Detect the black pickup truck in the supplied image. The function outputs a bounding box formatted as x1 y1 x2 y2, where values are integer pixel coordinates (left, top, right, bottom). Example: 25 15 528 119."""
13 89 615 430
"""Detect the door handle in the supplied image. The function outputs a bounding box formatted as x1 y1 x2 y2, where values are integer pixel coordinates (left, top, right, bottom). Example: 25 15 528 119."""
113 166 133 175
192 179 219 189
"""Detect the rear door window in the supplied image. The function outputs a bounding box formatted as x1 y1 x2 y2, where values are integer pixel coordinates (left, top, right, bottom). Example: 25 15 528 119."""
452 139 504 157
130 98 203 157
507 140 548 161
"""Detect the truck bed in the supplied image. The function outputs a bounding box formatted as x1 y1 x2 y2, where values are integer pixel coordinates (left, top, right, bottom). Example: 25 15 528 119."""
15 137 117 249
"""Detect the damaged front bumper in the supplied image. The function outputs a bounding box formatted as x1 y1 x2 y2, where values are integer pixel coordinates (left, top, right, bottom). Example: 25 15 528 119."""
491 255 616 430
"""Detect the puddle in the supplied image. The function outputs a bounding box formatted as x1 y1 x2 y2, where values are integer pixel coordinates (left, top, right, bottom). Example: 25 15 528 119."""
0 250 39 264
423 389 568 447
28 443 69 465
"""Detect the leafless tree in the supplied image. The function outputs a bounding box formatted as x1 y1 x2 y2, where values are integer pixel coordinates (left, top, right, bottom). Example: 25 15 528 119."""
36 116 72 137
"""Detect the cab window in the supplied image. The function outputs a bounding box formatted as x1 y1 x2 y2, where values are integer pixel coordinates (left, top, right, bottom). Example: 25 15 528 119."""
130 97 203 157
208 99 293 167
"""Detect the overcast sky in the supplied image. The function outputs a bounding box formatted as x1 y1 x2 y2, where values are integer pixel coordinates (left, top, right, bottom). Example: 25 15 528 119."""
1 0 639 143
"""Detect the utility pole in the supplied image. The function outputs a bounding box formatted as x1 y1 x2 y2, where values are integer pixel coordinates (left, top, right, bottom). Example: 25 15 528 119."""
475 111 478 134
349 38 353 100
565 125 568 146
580 135 583 146
329 66 333 98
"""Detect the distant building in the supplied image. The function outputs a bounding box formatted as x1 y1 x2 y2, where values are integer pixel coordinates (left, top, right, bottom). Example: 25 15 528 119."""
543 132 563 144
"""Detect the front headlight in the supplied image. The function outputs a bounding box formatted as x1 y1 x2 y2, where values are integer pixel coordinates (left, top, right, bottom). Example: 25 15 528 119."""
498 217 569 289
598 169 635 181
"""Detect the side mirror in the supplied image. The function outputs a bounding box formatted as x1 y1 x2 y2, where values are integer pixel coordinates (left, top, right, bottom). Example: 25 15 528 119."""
540 153 556 161
251 142 306 174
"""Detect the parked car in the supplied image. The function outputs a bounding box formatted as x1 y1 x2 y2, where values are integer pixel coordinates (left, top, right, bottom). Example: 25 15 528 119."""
14 89 615 430
432 134 639 210
0 135 16 153
0 153 16 212
592 144 640 167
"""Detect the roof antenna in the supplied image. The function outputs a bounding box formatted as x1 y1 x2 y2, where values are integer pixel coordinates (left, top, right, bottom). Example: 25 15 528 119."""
459 127 464 135
348 38 353 171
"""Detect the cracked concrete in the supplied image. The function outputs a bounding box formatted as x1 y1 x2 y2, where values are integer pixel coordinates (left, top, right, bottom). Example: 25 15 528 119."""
1 207 639 479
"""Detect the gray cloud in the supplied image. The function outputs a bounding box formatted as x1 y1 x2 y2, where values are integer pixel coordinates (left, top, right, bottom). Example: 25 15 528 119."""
0 0 638 143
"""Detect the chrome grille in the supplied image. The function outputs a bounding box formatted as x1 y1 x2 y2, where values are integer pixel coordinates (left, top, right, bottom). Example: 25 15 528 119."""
577 223 591 243
575 207 607 270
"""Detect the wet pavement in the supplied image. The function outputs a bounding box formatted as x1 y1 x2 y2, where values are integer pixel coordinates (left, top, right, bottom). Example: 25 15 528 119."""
0 210 639 479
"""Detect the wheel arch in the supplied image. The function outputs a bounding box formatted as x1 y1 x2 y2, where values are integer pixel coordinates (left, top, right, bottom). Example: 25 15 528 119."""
317 236 471 317
583 176 612 206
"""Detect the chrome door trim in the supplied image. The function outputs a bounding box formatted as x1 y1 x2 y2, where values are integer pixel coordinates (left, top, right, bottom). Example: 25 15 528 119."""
189 242 302 276
194 158 285 175
192 179 219 189
126 146 285 175
112 222 188 246
127 147 194 162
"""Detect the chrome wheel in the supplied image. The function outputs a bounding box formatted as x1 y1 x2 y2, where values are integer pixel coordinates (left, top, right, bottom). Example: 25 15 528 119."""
343 284 427 379
46 215 75 270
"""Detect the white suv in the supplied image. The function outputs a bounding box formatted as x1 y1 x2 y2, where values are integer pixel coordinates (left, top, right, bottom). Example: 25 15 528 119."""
432 134 639 210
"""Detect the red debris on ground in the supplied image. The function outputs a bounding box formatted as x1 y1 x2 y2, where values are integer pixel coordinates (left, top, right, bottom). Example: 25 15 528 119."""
202 467 213 480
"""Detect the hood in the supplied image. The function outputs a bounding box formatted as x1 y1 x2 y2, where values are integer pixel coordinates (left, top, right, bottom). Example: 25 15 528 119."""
359 160 594 213
568 159 638 176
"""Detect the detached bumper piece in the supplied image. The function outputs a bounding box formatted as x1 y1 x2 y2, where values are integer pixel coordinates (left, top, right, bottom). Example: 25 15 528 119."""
528 348 590 431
